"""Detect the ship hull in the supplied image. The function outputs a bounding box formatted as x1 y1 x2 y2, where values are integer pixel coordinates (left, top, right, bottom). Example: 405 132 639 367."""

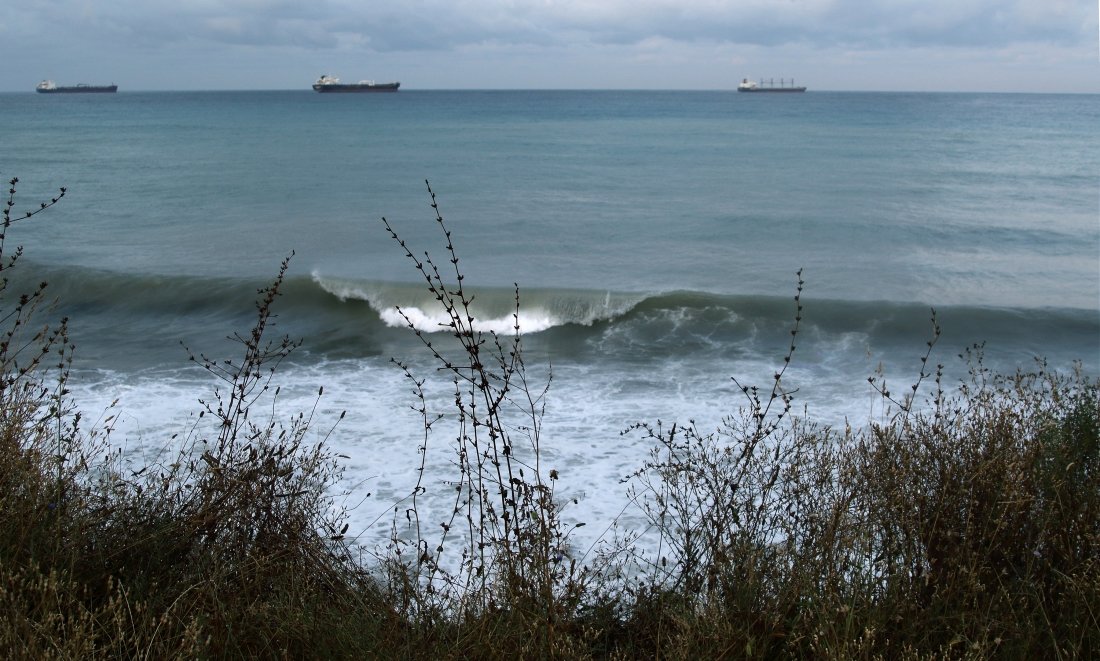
737 87 806 93
37 85 118 94
313 82 400 93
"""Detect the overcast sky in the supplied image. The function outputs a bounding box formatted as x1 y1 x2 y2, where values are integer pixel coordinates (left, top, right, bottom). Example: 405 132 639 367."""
3 0 1098 92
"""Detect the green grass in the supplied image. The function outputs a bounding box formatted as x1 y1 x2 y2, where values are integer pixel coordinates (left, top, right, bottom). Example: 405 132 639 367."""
1 177 1096 658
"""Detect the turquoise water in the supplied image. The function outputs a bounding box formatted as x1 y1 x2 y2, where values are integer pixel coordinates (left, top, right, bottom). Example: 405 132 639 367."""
2 89 1097 549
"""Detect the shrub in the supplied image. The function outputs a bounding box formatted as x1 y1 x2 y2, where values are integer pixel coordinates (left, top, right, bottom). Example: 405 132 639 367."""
377 182 595 656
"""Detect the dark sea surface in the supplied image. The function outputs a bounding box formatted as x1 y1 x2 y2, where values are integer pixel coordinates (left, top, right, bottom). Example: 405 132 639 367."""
2 89 1097 551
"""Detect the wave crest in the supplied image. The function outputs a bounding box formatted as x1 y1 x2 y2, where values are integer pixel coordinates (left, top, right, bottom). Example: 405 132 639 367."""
311 271 643 334
378 306 559 334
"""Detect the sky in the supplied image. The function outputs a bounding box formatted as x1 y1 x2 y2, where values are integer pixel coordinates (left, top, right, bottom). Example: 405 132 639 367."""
2 0 1098 92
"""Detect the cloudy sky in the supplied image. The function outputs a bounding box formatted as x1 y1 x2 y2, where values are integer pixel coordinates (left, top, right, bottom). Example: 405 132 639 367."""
3 0 1098 92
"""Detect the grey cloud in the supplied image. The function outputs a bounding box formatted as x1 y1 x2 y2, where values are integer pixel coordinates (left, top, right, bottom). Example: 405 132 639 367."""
532 0 1095 50
20 0 1098 53
344 0 1094 54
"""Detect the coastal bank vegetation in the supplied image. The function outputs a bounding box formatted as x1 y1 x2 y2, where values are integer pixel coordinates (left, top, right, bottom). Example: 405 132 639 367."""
0 177 1096 659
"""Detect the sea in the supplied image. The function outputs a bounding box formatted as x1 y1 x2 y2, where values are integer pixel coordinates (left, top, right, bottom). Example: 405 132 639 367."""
2 89 1098 557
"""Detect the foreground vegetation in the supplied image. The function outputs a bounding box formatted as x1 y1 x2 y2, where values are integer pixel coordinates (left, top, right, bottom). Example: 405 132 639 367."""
1 178 1097 658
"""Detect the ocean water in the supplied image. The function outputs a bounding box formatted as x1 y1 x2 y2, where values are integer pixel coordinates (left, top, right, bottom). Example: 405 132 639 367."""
2 90 1098 554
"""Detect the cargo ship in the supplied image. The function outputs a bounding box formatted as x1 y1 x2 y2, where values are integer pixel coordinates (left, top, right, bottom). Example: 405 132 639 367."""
737 78 806 93
36 80 117 93
312 74 399 93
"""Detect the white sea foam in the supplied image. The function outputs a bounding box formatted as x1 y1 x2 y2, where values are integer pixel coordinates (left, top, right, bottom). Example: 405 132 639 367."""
377 305 559 334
